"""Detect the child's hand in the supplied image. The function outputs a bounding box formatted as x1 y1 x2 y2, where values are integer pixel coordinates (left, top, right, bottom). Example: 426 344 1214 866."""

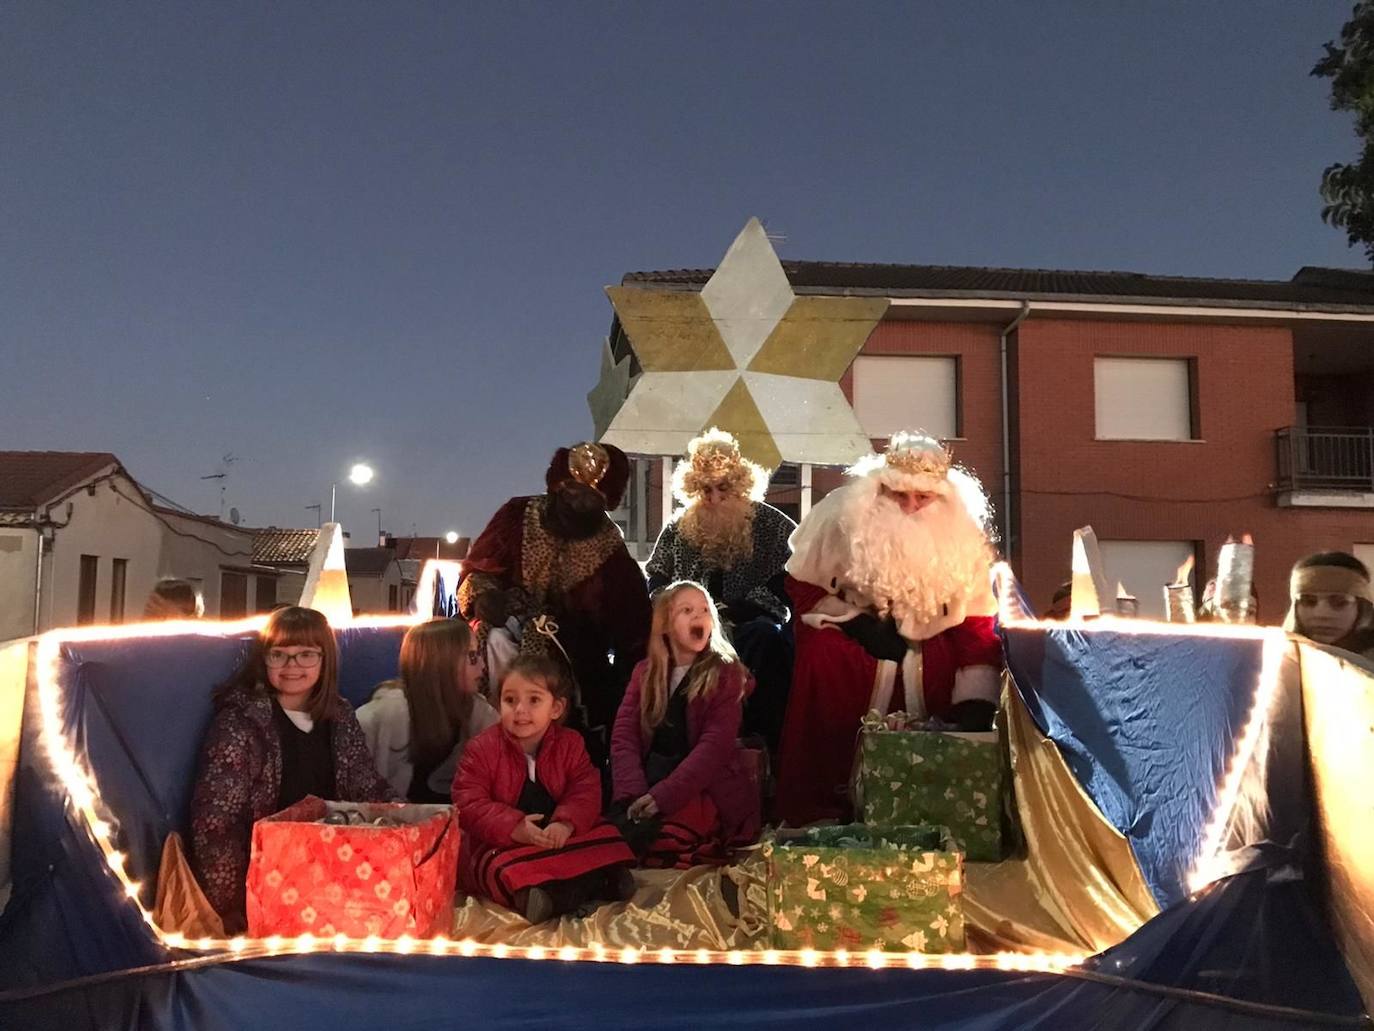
511 814 547 846
628 794 659 821
543 821 573 849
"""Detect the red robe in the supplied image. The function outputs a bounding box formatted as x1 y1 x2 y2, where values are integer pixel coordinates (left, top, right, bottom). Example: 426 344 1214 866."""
458 496 651 732
774 575 1003 826
453 722 633 908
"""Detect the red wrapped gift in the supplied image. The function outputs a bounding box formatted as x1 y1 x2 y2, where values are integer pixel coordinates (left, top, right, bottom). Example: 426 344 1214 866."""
246 797 459 940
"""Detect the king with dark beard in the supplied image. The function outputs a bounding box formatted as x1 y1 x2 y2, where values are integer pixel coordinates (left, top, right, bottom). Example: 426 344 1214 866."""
775 431 1004 826
645 429 796 750
458 442 651 757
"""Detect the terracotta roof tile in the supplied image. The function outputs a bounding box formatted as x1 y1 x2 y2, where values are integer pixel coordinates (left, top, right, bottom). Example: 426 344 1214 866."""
252 528 320 565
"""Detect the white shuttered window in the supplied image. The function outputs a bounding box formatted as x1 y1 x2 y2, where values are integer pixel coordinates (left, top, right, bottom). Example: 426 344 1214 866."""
1099 540 1198 620
852 356 958 440
1094 357 1194 441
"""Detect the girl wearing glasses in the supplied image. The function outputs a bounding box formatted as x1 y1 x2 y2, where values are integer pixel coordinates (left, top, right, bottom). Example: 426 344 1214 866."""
1284 552 1374 662
357 618 500 802
190 606 395 933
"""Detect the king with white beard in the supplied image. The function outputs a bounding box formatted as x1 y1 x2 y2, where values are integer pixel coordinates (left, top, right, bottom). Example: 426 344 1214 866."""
775 431 1004 826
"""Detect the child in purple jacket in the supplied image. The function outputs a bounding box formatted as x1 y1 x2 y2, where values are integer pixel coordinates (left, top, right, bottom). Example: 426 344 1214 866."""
610 581 761 868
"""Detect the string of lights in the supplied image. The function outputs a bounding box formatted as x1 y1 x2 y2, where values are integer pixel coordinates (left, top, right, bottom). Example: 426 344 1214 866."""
34 601 1276 973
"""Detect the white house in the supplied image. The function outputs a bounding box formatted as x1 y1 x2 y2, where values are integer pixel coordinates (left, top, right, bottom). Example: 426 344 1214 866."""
0 451 263 640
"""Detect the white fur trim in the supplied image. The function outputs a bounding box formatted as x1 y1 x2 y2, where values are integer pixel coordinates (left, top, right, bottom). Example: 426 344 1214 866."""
901 648 926 719
951 665 1001 707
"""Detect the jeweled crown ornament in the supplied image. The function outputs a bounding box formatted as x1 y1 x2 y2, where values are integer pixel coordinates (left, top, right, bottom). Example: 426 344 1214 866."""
568 442 610 490
884 432 951 479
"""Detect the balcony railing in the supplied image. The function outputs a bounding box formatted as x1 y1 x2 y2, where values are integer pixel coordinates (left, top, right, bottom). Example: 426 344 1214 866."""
1275 426 1374 492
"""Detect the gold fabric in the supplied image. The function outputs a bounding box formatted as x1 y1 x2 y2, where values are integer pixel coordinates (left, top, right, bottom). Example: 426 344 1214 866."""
451 859 770 950
1301 641 1374 1014
448 684 1158 955
962 683 1158 954
153 832 226 940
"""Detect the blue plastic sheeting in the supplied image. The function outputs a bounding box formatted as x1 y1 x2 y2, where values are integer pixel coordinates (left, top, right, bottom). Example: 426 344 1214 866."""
0 626 406 988
1003 626 1265 908
1086 860 1365 1018
1 624 1366 1029
0 935 1363 1031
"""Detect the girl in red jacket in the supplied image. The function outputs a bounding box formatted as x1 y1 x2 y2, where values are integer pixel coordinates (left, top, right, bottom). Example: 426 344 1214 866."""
454 655 634 923
610 581 761 869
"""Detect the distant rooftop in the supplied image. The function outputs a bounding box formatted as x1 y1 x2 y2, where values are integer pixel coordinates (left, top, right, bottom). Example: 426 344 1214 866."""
253 528 320 565
620 262 1374 311
0 451 122 509
344 547 401 576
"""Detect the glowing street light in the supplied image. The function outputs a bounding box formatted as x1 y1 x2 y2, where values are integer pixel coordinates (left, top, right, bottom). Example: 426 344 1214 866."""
330 462 375 522
437 530 459 560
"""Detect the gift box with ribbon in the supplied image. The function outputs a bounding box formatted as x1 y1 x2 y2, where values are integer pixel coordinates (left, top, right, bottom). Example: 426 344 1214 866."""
246 797 459 940
855 710 1006 862
762 824 964 953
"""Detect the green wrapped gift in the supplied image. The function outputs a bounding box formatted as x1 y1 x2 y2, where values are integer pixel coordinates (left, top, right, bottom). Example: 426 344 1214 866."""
763 824 964 953
856 713 1005 862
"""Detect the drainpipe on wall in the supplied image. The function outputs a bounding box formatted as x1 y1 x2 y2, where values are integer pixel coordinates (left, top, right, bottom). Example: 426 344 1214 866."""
999 302 1032 556
32 520 44 636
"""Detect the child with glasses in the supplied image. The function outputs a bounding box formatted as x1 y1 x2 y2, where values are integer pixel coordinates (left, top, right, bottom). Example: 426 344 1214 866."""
189 606 396 933
1283 552 1374 662
357 619 499 802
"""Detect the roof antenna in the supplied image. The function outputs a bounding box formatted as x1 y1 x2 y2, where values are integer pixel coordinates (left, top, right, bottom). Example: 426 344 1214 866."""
759 218 788 245
199 452 239 521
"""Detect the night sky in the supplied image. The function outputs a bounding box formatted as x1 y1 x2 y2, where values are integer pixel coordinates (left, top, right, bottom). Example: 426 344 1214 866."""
0 2 1362 540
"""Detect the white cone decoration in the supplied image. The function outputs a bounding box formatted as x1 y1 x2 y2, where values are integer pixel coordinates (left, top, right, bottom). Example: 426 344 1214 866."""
298 522 353 626
1070 526 1112 621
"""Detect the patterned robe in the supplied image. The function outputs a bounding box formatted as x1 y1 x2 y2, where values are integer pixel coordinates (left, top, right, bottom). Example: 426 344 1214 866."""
646 501 796 749
458 495 651 737
645 501 795 622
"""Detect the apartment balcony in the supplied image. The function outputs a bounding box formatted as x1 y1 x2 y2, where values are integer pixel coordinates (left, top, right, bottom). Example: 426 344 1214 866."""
1275 426 1374 508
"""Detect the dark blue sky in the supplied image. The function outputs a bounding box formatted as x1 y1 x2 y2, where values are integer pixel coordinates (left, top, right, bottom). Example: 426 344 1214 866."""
1 2 1363 539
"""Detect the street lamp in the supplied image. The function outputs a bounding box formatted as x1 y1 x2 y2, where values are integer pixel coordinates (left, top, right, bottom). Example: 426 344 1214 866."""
330 462 374 523
438 530 459 560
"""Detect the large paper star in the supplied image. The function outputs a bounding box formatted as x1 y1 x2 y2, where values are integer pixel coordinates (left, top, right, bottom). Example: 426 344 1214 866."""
593 218 888 469
586 338 635 439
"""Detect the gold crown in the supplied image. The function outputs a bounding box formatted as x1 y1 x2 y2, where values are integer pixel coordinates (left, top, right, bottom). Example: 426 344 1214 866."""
568 442 610 489
885 437 951 479
692 441 740 476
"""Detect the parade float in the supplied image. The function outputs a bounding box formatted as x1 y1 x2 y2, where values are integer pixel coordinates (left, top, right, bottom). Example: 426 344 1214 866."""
1 223 1371 1028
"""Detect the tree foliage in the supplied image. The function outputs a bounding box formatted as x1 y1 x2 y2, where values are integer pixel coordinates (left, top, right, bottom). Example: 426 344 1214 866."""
1315 1 1374 262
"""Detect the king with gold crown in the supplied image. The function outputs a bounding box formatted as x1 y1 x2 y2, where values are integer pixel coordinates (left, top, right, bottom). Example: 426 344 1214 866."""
775 431 1005 825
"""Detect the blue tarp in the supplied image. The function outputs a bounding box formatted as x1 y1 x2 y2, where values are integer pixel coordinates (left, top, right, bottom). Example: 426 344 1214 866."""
1003 626 1265 908
0 622 1365 1029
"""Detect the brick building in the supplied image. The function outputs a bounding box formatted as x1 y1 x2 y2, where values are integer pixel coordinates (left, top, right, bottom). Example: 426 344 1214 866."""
604 262 1374 619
